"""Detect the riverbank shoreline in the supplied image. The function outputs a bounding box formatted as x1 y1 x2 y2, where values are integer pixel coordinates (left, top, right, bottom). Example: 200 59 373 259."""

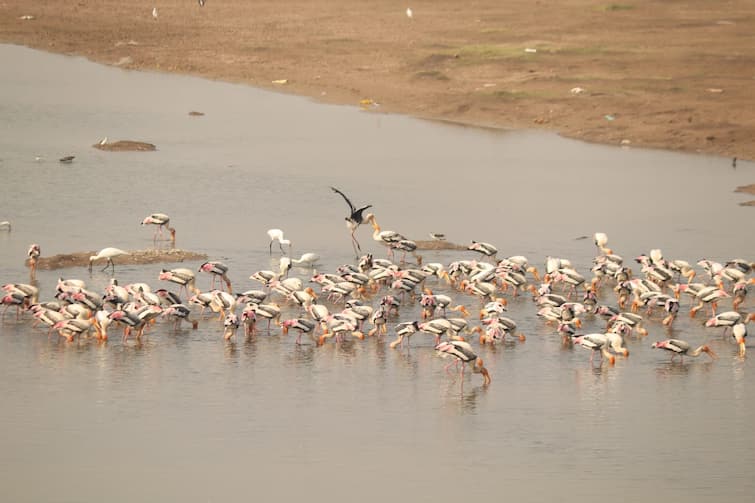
2 0 754 160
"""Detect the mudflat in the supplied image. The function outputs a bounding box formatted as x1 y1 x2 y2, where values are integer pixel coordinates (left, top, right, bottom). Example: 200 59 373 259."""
2 0 754 159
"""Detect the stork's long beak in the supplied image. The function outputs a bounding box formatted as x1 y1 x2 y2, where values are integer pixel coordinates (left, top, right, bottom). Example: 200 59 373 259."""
703 346 718 360
527 266 540 281
477 360 491 385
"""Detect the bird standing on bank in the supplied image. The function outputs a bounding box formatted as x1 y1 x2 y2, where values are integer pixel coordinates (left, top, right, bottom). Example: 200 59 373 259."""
89 247 129 273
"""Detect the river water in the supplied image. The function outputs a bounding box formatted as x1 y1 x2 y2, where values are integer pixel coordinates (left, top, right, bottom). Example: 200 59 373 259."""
1 44 753 502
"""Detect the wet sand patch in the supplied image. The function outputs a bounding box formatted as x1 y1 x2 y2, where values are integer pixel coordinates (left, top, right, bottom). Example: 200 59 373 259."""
734 183 755 195
93 140 156 152
27 248 208 270
413 240 467 251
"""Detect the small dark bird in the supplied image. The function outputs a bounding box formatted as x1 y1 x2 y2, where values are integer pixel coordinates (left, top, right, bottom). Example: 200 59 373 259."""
732 157 737 168
59 156 75 163
330 186 374 255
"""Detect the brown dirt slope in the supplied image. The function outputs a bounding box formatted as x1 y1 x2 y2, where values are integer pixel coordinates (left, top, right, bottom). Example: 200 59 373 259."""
2 0 754 159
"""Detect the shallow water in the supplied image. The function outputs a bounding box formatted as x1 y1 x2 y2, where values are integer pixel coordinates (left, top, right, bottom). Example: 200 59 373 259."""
1 44 754 502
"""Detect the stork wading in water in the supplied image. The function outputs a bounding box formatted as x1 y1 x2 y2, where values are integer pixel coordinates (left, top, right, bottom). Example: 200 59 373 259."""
367 215 405 259
281 318 317 345
159 268 200 298
435 340 491 388
593 232 613 255
223 313 240 341
141 213 176 246
198 261 233 293
651 339 718 363
330 186 374 256
468 241 498 262
704 311 754 337
572 334 619 366
27 244 40 278
731 322 748 357
89 248 129 273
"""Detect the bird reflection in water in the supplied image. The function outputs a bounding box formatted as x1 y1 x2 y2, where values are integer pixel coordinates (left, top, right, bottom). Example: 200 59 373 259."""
288 343 316 366
241 333 259 361
654 360 715 379
224 341 240 363
441 380 488 413
336 340 359 359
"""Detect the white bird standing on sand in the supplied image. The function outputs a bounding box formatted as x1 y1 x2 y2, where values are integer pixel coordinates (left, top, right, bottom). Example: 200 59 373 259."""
267 228 292 255
406 7 413 19
0 221 10 231
152 7 158 20
89 247 129 272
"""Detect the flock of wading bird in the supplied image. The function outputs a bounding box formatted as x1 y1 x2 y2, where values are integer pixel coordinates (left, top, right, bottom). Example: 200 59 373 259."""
2 189 755 387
